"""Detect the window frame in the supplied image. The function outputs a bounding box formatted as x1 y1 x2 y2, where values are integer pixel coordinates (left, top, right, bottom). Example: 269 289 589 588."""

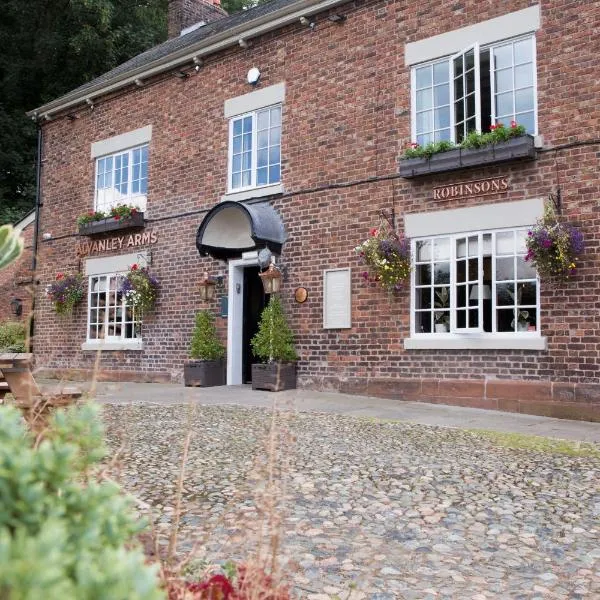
410 227 541 340
86 273 142 344
227 104 282 194
410 34 537 145
94 144 149 213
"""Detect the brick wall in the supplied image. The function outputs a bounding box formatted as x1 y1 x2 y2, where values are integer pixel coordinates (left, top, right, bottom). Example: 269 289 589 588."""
167 0 227 38
34 0 600 419
0 219 35 325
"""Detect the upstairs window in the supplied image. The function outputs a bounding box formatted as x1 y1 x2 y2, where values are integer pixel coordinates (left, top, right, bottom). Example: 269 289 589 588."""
95 145 149 212
412 35 536 146
228 105 281 192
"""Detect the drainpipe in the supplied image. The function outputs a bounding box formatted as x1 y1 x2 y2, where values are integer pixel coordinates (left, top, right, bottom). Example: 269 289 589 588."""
29 122 43 352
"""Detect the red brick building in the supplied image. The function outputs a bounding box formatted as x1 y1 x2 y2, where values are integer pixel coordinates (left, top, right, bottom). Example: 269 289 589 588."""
29 0 600 420
0 211 36 324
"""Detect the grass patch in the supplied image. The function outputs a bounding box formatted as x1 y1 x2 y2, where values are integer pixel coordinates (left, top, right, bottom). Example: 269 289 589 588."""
470 429 600 457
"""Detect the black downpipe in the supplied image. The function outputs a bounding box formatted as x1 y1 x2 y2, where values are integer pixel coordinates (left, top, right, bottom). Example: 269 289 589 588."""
29 123 43 352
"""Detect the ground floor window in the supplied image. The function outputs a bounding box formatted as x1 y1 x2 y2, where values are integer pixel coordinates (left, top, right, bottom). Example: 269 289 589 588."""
87 274 141 342
413 227 539 335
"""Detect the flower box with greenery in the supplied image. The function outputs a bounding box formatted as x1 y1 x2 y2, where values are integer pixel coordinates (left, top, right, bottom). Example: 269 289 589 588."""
399 122 536 178
184 310 226 387
251 295 298 392
355 224 412 294
525 203 584 282
46 272 84 315
119 263 158 316
77 204 144 235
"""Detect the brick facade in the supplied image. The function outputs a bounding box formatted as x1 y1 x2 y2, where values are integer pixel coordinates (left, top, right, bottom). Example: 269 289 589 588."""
33 1 600 420
167 0 227 38
0 216 35 325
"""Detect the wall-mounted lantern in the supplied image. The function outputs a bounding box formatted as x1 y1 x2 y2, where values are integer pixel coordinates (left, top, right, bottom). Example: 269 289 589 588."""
10 297 23 317
259 260 282 294
198 272 216 301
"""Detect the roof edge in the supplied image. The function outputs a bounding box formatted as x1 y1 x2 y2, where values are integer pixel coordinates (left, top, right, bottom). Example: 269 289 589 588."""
28 0 350 118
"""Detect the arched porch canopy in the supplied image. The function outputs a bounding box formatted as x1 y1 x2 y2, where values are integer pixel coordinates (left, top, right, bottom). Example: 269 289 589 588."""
196 200 287 260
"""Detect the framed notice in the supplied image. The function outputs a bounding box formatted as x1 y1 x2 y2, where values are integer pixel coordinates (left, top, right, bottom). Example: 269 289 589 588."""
323 268 351 329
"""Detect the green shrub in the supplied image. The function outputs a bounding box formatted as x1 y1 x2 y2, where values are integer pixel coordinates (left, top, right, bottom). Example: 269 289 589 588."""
0 403 164 600
251 295 297 363
189 311 225 360
0 321 26 353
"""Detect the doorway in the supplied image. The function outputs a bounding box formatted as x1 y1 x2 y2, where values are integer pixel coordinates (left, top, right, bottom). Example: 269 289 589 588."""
242 266 267 383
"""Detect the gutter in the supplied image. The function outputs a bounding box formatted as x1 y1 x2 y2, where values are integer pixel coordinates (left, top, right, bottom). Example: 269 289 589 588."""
27 0 349 119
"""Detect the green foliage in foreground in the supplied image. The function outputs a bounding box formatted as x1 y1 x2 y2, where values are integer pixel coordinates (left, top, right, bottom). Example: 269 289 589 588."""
189 310 225 360
0 403 164 600
0 321 26 353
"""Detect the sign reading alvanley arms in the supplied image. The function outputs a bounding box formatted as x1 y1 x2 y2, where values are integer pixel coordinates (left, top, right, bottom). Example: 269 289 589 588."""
76 231 158 257
433 176 509 200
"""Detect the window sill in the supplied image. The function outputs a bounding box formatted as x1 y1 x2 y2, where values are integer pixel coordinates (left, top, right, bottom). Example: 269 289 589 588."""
222 183 283 203
404 335 547 351
81 340 143 351
78 212 145 236
399 135 536 178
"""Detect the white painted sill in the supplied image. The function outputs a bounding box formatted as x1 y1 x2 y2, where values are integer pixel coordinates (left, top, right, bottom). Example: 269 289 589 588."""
81 340 144 351
222 183 283 203
404 335 547 351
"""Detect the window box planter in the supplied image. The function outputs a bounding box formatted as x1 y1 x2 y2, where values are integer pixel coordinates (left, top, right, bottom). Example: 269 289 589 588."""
78 211 145 236
399 135 536 178
183 359 226 387
251 362 296 392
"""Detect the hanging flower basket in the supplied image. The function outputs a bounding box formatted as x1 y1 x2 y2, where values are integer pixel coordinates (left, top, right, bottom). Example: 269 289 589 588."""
46 272 84 315
355 223 411 293
119 264 159 315
525 203 584 281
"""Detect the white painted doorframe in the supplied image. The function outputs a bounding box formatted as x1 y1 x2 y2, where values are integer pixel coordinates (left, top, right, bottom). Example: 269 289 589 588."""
227 253 258 385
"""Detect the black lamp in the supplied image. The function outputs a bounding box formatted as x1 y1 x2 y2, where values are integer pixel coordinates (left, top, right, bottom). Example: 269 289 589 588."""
10 298 23 317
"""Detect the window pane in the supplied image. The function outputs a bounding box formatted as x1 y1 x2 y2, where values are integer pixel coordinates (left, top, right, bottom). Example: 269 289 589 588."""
269 145 280 165
515 63 533 88
233 119 243 135
417 133 431 146
257 167 268 186
415 65 432 89
493 44 512 69
434 263 450 284
514 39 532 65
516 257 536 279
232 155 241 173
416 288 431 309
231 172 241 189
242 152 252 170
516 230 528 253
456 239 466 258
434 238 450 260
416 264 431 285
465 69 475 95
416 311 432 333
416 111 433 133
496 231 514 255
496 92 514 117
496 257 514 281
268 164 280 184
269 126 281 146
416 240 431 262
466 94 476 120
468 310 479 328
495 68 513 93
258 130 269 149
465 50 475 71
233 136 242 154
242 171 251 187
515 88 534 112
257 110 269 130
456 261 466 283
497 309 513 332
520 281 537 305
257 148 268 168
243 133 252 151
243 116 252 132
456 285 466 308
454 75 464 100
433 84 449 106
516 111 535 134
270 107 281 126
437 128 451 141
496 282 514 306
435 107 450 129
433 62 449 84
416 89 432 111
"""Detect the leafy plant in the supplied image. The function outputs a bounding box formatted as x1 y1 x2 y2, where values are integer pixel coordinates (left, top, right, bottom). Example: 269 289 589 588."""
77 210 107 227
119 264 158 315
355 224 412 293
0 321 26 352
251 296 297 363
0 225 24 271
77 204 141 227
0 403 163 600
46 272 85 315
402 121 527 159
525 203 584 281
434 287 450 325
189 311 225 360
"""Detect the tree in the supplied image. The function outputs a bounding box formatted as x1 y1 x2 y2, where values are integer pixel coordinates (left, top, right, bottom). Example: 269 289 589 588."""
0 0 168 225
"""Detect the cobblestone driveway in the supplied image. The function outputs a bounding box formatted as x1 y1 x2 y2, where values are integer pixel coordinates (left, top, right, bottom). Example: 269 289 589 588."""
103 403 600 600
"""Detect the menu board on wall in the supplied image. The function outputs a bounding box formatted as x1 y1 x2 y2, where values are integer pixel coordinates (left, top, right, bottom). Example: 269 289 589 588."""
323 268 351 329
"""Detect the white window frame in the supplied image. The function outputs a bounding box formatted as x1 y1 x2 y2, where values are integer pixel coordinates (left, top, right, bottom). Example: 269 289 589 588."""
410 34 537 144
86 272 142 345
410 227 542 344
227 104 282 194
94 144 149 213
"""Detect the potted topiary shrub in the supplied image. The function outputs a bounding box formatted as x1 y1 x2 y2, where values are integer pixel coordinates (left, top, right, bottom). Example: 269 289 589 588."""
251 295 298 392
184 310 226 387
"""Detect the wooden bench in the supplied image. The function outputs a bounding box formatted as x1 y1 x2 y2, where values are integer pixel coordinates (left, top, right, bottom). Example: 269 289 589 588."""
0 353 82 432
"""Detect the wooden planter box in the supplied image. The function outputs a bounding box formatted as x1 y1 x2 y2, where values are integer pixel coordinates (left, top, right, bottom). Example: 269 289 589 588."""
183 359 226 387
78 211 145 236
251 362 296 392
399 135 536 178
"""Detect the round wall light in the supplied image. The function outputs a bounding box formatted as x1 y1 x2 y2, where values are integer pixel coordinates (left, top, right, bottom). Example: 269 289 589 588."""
247 67 261 86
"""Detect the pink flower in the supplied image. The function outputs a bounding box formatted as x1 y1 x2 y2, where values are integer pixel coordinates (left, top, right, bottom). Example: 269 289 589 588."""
130 264 138 271
510 120 517 128
369 228 378 237
410 142 419 148
56 272 64 280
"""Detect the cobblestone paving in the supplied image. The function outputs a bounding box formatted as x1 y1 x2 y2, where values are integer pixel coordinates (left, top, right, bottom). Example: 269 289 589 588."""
102 403 600 600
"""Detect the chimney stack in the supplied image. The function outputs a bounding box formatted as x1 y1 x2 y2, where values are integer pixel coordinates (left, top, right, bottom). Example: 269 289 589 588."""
168 0 227 39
